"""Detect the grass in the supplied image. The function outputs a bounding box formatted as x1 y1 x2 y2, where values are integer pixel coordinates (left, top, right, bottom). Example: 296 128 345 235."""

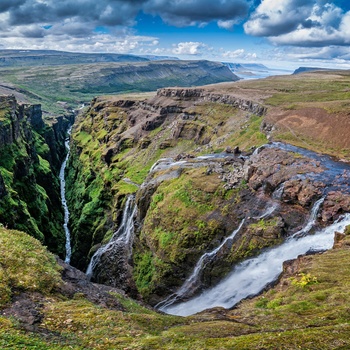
0 227 62 307
2 225 350 348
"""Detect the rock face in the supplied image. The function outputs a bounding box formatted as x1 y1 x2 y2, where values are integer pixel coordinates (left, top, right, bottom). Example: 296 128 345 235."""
158 88 267 116
0 94 72 255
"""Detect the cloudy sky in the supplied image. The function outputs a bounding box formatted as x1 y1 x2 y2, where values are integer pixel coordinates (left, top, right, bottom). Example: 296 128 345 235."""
1 0 350 69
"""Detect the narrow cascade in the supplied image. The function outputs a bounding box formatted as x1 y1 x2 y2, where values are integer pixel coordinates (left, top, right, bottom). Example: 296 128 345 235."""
59 125 72 264
156 219 245 311
162 200 350 317
86 195 136 279
255 183 285 220
291 197 324 239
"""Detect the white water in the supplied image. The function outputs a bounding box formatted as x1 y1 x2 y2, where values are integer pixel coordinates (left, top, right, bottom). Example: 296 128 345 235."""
157 219 245 310
59 125 72 264
149 153 237 174
86 195 136 279
254 184 285 220
163 206 350 316
291 197 324 238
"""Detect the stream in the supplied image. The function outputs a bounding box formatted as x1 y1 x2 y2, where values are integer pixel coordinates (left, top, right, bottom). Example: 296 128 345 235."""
59 125 72 264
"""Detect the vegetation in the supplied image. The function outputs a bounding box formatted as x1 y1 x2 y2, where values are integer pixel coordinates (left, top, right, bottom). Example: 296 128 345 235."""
4 69 350 348
0 227 62 307
2 225 350 349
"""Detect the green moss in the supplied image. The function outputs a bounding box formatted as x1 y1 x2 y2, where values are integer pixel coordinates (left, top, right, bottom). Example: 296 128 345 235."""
250 218 279 231
134 252 156 294
0 227 62 307
33 131 50 156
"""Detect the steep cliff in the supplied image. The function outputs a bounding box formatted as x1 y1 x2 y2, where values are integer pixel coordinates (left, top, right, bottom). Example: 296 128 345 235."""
0 95 72 255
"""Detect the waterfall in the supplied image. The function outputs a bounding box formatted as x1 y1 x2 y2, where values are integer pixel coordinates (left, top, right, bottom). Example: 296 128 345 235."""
161 199 349 317
254 183 285 220
156 219 245 310
86 195 136 279
59 125 72 264
290 197 324 239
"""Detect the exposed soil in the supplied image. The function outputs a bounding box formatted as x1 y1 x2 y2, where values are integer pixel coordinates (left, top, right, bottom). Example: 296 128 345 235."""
266 107 350 151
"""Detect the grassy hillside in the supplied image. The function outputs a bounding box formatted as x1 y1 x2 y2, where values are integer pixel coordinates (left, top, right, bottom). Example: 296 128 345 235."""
210 70 350 159
1 225 350 349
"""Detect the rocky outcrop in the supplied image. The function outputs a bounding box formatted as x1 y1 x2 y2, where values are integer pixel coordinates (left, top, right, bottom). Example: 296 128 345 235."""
157 88 267 116
244 147 323 192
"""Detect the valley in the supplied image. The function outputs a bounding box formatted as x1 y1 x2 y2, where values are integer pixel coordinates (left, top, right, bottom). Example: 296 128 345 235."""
1 67 350 349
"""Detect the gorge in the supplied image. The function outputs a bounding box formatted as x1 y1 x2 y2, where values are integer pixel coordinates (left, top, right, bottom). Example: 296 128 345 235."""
64 72 350 311
2 69 350 349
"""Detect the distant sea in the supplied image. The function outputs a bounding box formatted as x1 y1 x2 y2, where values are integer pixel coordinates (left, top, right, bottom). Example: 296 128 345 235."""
233 67 293 80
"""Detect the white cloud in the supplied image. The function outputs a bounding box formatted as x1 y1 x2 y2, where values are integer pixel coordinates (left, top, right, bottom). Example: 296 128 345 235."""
244 0 314 37
222 49 245 59
0 30 160 53
245 0 350 47
217 20 236 30
222 48 257 60
172 41 207 55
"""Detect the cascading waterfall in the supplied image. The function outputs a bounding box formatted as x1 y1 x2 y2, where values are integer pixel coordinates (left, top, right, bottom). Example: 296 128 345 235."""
86 194 136 279
59 125 72 264
156 219 245 310
161 199 350 317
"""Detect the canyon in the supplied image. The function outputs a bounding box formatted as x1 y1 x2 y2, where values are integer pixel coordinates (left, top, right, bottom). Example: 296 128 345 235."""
1 69 350 348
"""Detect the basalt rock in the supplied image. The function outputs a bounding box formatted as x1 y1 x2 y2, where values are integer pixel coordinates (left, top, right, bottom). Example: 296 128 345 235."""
322 191 350 222
88 242 138 298
157 88 267 116
244 148 323 193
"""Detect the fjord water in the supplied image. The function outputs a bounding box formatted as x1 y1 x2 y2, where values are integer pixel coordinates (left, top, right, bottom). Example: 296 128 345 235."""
59 125 72 264
162 210 350 316
86 195 136 279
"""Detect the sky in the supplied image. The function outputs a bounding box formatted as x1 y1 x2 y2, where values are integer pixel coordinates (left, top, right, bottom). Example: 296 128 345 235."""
1 0 350 70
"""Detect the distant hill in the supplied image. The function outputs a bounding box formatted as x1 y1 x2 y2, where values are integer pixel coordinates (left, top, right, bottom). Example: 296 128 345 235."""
0 59 238 114
0 49 150 67
292 67 329 74
140 55 180 61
